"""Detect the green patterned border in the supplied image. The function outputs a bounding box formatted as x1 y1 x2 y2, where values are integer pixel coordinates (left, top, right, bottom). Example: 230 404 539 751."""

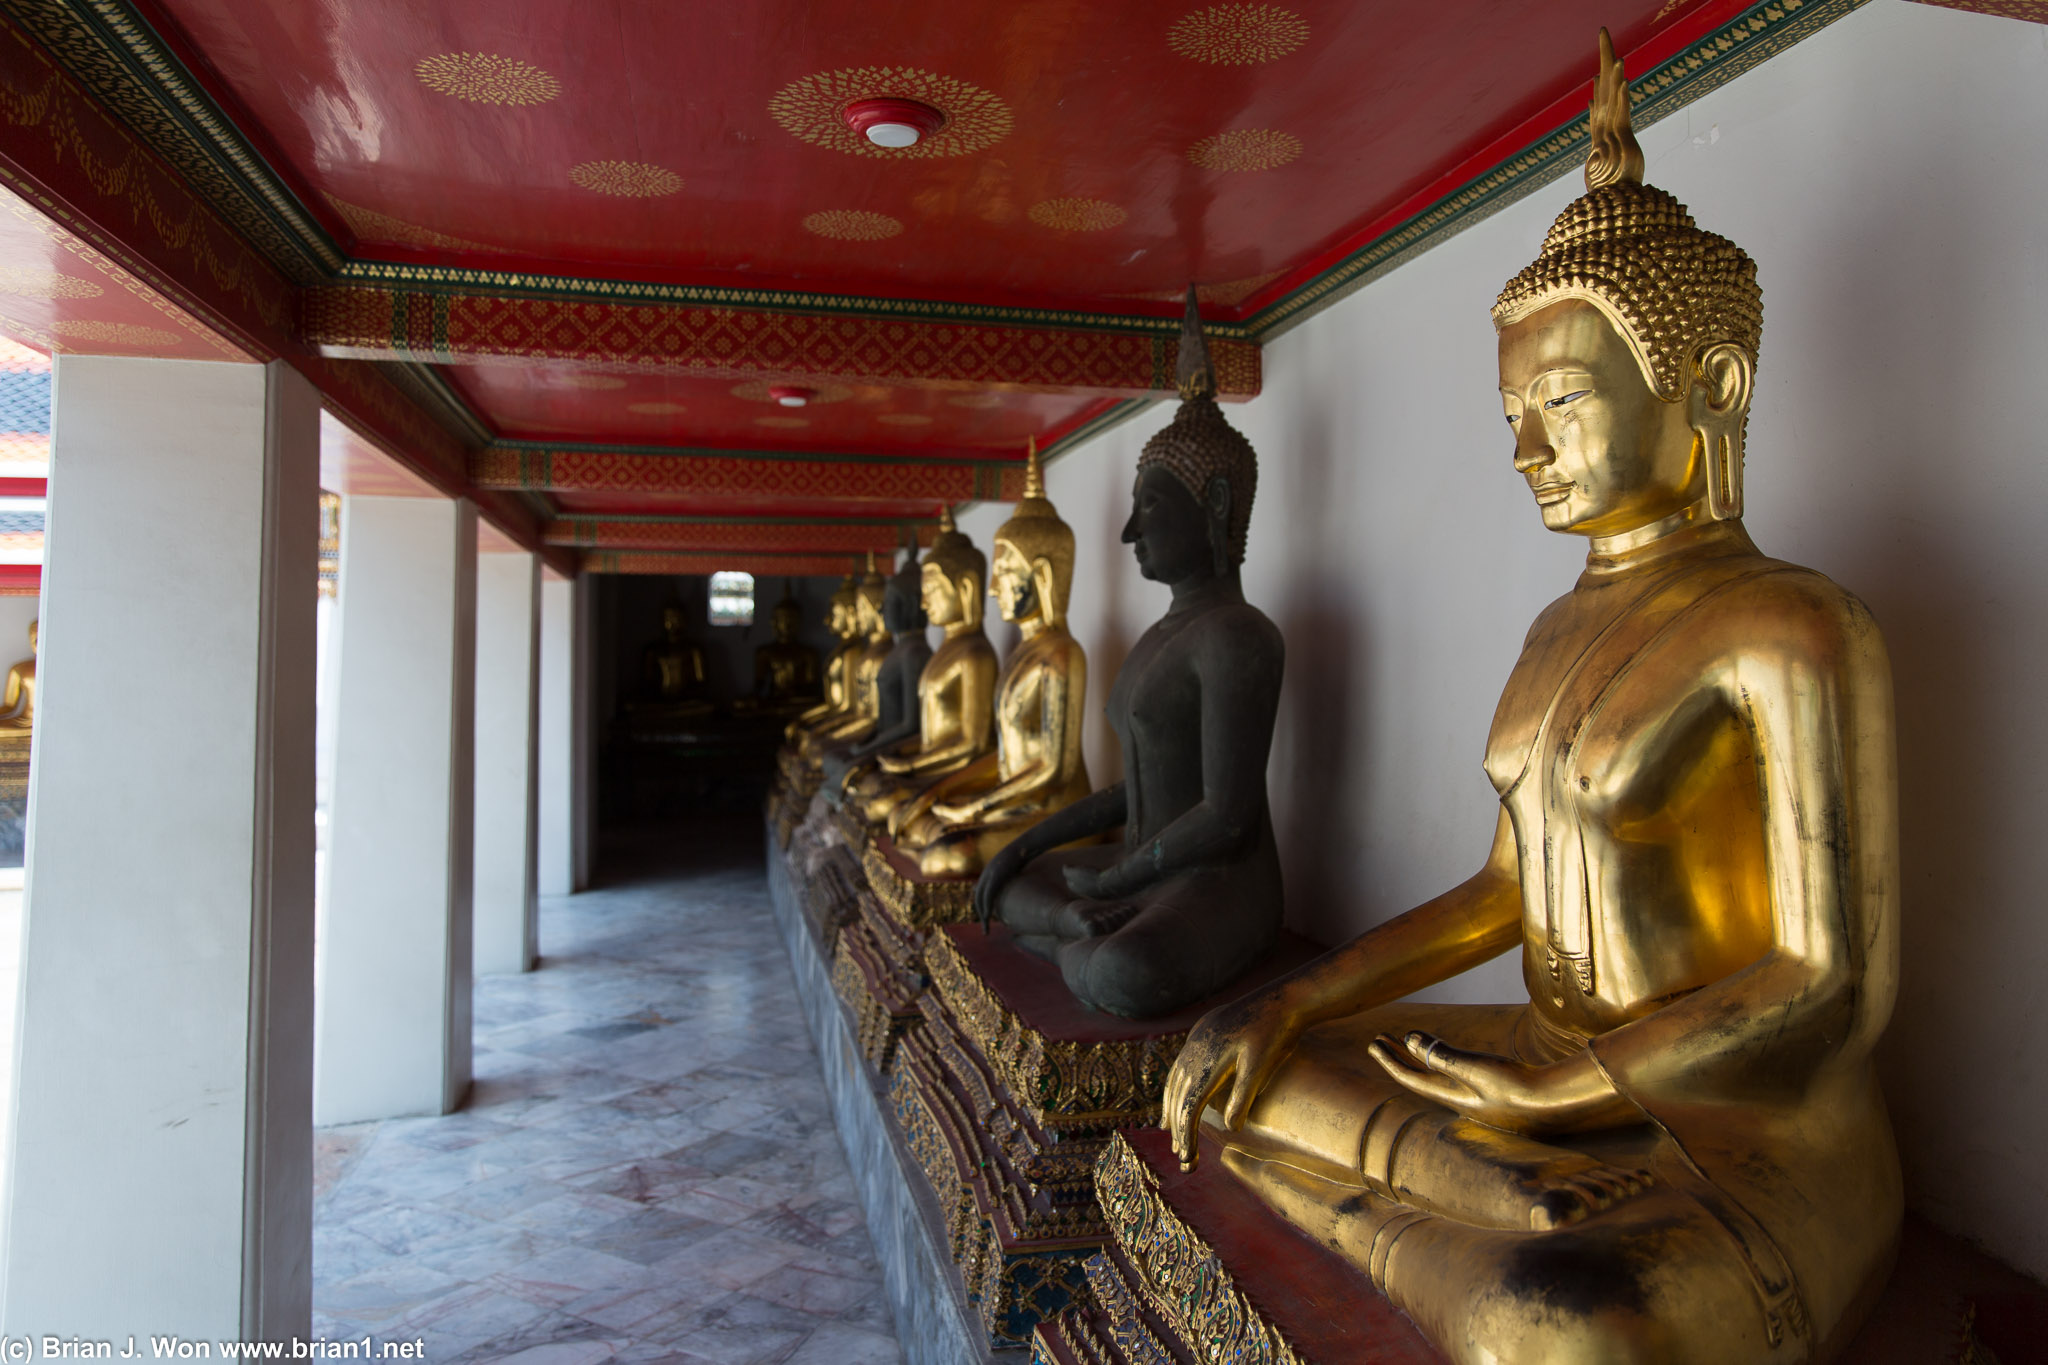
1243 0 1872 338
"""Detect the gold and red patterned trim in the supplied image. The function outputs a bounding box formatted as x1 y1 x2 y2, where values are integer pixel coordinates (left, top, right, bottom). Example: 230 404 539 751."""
299 286 1261 399
473 444 1028 504
543 517 937 553
583 550 867 576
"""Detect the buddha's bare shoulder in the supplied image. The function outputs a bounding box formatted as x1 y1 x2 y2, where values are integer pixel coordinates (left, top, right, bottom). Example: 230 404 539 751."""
1692 558 1888 663
1194 601 1283 658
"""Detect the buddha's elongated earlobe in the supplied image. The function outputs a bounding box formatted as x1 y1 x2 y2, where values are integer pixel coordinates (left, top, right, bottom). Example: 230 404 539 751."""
1207 476 1233 579
1691 342 1754 521
1032 557 1062 630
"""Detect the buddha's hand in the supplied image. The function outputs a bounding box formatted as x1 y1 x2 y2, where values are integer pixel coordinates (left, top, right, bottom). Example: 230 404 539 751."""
1062 861 1143 901
973 841 1030 929
930 799 978 825
1164 988 1306 1171
877 752 911 774
1367 1032 1631 1137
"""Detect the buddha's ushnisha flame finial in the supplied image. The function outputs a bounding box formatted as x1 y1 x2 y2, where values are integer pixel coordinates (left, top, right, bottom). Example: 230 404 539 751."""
1584 28 1644 193
1175 284 1215 401
864 550 877 574
1022 436 1045 500
939 506 956 533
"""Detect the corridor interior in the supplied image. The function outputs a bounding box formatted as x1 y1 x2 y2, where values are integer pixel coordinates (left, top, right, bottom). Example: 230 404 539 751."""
310 820 903 1364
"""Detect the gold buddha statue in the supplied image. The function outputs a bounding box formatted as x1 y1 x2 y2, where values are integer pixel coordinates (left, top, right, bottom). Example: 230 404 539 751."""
799 553 890 759
0 620 35 731
787 574 863 740
895 443 1091 879
753 586 820 704
1165 34 1900 1363
632 596 713 722
843 509 1000 828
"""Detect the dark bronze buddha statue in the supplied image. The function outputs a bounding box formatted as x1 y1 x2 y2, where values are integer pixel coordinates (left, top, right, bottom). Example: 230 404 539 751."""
973 289 1286 1020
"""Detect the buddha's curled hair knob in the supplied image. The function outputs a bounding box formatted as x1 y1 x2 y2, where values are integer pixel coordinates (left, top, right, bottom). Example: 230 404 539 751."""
1493 30 1762 405
1139 285 1258 568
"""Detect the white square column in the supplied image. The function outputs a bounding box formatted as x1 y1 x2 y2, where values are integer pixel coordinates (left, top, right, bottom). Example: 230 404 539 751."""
316 496 476 1124
474 549 540 974
3 358 318 1338
537 571 592 896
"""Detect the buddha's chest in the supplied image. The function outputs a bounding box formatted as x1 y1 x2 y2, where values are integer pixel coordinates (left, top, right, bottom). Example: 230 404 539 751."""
1106 616 1200 756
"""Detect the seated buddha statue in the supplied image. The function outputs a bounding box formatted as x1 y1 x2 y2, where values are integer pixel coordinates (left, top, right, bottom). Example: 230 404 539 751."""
1165 36 1900 1364
797 555 890 762
753 587 820 705
631 598 713 722
972 291 1285 1020
821 543 934 793
844 509 999 828
0 619 35 731
893 443 1091 879
786 574 863 741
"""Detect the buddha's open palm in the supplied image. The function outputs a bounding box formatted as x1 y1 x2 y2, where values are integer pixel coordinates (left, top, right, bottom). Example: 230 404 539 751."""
1164 989 1304 1169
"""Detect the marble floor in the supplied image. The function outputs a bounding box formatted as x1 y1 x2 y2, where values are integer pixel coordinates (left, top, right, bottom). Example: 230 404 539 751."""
313 818 904 1365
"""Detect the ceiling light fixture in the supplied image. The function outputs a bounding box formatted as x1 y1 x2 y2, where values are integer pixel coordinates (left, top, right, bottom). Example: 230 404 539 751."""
768 385 817 408
842 97 947 149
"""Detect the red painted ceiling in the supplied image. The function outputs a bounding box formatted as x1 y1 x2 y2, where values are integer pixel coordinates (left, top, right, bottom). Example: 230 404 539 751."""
135 0 1717 314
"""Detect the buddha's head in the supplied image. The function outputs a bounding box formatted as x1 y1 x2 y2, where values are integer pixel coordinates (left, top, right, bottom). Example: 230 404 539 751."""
826 575 859 640
771 591 801 644
991 442 1076 630
1494 30 1760 539
661 600 687 641
1129 286 1257 582
854 552 889 641
882 536 929 635
921 508 986 631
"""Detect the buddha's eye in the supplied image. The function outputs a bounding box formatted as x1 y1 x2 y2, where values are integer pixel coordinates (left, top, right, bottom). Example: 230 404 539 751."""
1504 413 1520 426
1543 389 1591 410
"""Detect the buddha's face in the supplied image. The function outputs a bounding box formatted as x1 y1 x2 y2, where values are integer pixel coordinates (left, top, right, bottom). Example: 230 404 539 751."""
855 593 884 638
922 562 964 626
828 599 853 637
662 605 685 638
1123 466 1210 585
1498 299 1701 537
772 606 799 642
990 540 1038 624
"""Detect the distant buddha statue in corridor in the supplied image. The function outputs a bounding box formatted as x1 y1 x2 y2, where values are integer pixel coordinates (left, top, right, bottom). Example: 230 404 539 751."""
0 620 35 731
846 509 999 828
1166 36 1901 1364
753 587 819 703
822 543 933 793
974 292 1285 1019
787 574 863 740
635 597 711 720
894 444 1091 878
800 555 890 759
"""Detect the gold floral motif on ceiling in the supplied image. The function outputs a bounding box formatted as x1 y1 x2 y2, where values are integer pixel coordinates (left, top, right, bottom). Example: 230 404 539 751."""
1028 198 1127 232
875 413 932 426
770 67 1012 159
50 320 181 347
625 401 687 415
324 195 493 253
945 392 1003 410
1168 4 1310 65
730 379 852 405
414 53 562 106
754 415 809 429
0 267 101 300
802 210 905 242
568 161 683 198
1188 129 1302 172
560 374 626 390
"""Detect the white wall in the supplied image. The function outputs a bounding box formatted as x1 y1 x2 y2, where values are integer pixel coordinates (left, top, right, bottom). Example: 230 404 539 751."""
961 1 2048 1279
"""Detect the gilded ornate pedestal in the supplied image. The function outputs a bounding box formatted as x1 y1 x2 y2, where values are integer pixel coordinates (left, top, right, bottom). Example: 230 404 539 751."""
897 924 1315 1351
1033 1130 2045 1365
829 834 974 1073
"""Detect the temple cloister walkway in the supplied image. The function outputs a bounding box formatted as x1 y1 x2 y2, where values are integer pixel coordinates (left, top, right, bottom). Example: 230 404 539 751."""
310 818 903 1365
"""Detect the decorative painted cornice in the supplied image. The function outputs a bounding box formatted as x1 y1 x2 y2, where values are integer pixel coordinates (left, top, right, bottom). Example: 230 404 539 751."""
582 549 868 576
544 516 938 553
299 286 1262 398
473 443 1023 505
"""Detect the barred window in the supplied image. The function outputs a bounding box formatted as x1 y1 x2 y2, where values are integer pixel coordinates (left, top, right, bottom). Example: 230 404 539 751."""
708 571 755 626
